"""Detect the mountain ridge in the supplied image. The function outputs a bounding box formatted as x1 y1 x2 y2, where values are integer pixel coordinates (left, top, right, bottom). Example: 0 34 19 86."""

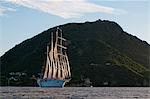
1 19 149 86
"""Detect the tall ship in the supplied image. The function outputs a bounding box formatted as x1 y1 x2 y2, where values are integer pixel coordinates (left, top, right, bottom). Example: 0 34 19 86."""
37 27 71 87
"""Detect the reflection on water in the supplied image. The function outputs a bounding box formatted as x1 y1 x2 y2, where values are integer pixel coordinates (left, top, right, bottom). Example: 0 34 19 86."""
0 87 150 99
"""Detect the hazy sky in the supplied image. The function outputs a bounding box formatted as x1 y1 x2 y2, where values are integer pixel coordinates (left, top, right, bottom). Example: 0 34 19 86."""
0 0 149 56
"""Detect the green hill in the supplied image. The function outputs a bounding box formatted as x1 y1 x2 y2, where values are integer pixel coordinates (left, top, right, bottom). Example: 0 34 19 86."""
0 19 150 86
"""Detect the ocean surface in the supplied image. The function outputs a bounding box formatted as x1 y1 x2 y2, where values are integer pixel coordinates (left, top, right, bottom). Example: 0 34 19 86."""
0 87 150 99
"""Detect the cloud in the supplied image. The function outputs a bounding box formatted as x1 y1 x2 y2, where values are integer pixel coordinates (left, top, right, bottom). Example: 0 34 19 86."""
0 7 6 16
0 6 16 16
3 0 126 18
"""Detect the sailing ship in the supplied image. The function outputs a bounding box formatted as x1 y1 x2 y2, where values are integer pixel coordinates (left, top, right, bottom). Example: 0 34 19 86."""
37 27 71 87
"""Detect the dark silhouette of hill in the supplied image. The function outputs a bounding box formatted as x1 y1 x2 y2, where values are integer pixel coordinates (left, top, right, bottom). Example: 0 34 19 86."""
0 19 149 86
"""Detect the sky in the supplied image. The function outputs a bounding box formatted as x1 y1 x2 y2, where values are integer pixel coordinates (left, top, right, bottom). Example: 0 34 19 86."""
0 0 149 56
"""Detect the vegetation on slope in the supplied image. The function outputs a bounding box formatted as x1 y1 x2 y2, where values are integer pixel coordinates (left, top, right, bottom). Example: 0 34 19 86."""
0 19 149 86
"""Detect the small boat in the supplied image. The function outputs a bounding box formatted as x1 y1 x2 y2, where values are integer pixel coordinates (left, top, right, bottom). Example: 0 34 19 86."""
37 27 71 87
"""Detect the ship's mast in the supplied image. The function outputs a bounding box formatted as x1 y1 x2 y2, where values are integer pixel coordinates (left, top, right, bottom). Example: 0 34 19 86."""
43 27 71 80
43 41 49 79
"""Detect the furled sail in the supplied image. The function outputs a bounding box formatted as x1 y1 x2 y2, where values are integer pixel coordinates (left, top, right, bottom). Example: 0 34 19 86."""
43 46 50 79
43 27 71 80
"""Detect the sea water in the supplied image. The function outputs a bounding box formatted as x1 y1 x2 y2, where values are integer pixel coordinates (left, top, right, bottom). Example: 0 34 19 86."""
0 87 150 99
